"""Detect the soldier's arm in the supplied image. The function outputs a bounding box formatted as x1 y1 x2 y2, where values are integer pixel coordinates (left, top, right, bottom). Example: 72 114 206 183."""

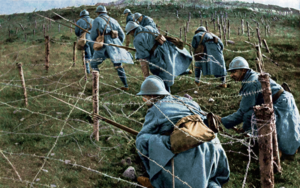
221 82 258 130
192 35 199 51
90 19 99 41
117 23 125 43
75 20 81 37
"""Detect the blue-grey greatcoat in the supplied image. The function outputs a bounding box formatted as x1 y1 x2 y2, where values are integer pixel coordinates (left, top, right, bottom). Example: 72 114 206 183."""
126 12 134 24
136 96 230 188
192 32 227 77
222 69 300 155
139 15 158 31
90 13 133 69
133 26 192 87
75 16 94 59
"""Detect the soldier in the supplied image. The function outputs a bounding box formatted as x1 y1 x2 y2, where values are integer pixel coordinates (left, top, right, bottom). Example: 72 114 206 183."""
75 9 94 74
136 75 230 188
221 56 300 157
133 12 158 32
192 26 227 88
123 9 134 48
90 5 134 91
125 21 192 92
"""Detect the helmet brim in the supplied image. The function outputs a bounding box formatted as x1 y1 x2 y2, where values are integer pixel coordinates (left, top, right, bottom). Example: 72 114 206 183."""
136 91 170 96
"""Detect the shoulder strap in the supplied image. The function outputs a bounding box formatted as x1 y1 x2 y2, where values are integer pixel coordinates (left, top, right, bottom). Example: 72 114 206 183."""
136 28 159 37
98 16 110 36
99 15 114 32
198 32 207 46
82 18 92 30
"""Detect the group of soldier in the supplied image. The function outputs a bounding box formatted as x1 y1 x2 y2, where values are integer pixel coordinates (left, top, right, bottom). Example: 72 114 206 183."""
74 5 300 188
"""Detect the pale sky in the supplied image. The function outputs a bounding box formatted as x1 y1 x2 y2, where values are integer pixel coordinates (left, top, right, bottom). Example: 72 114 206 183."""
0 0 299 15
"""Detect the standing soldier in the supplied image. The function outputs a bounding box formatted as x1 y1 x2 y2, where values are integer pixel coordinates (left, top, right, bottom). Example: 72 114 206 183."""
75 9 94 74
192 26 227 88
125 21 192 92
90 5 134 91
220 56 300 157
133 12 159 32
123 9 134 48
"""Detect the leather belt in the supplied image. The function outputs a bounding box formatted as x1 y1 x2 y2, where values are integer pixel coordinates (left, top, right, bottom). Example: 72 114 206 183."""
272 88 284 103
150 42 159 56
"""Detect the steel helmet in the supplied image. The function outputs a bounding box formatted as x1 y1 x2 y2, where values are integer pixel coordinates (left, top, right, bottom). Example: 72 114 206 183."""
80 9 89 17
195 26 207 34
123 9 131 14
137 75 170 96
133 13 142 21
228 56 250 71
95 5 107 13
125 21 139 35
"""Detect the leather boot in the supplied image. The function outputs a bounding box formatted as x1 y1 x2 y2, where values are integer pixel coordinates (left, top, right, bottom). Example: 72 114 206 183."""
137 176 154 188
195 81 201 87
140 61 150 79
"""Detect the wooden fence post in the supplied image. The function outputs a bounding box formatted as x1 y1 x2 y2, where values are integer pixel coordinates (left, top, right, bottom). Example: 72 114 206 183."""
223 27 227 46
92 71 100 141
227 20 230 40
205 20 208 32
73 42 76 67
43 25 45 37
247 21 250 41
184 27 187 43
265 25 267 37
200 19 203 26
256 27 262 47
186 21 189 33
180 27 182 39
263 39 270 53
213 19 216 31
82 51 87 81
218 24 222 39
45 36 50 72
16 63 28 107
241 19 244 34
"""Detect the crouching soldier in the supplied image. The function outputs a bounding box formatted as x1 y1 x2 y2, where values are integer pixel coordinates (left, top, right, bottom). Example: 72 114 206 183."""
90 5 134 91
123 9 134 48
221 56 300 156
192 26 227 88
133 12 158 32
125 21 192 92
136 75 230 188
75 9 94 74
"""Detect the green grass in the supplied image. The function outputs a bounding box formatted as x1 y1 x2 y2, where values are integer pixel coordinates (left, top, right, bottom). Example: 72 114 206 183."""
0 2 300 188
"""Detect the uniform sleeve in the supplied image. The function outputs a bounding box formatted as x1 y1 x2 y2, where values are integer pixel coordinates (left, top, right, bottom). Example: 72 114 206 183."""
75 20 81 37
133 36 151 60
117 23 125 43
90 19 99 41
221 83 258 130
192 35 199 50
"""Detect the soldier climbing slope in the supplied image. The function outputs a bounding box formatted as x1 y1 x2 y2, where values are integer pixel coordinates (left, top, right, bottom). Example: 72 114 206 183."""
75 9 94 74
133 12 159 33
220 57 300 157
90 5 134 91
135 75 230 188
123 9 134 48
192 26 227 88
125 21 192 93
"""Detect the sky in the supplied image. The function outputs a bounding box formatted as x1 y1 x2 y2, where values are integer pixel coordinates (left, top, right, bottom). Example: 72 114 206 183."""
0 0 299 15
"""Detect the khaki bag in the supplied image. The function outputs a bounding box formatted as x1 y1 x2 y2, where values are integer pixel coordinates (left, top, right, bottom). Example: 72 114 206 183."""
93 17 110 51
194 32 206 61
170 114 216 154
136 29 166 45
77 18 92 50
164 35 184 50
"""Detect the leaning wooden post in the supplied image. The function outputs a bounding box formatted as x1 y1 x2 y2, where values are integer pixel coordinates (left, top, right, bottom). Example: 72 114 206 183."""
255 45 264 69
262 39 270 53
16 63 28 107
73 42 76 67
247 21 250 41
45 36 50 72
186 21 189 33
200 19 203 26
265 25 267 37
241 19 244 34
256 27 262 47
92 71 100 141
223 27 227 46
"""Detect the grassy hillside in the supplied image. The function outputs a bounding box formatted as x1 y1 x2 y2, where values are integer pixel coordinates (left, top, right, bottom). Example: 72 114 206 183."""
0 2 300 188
